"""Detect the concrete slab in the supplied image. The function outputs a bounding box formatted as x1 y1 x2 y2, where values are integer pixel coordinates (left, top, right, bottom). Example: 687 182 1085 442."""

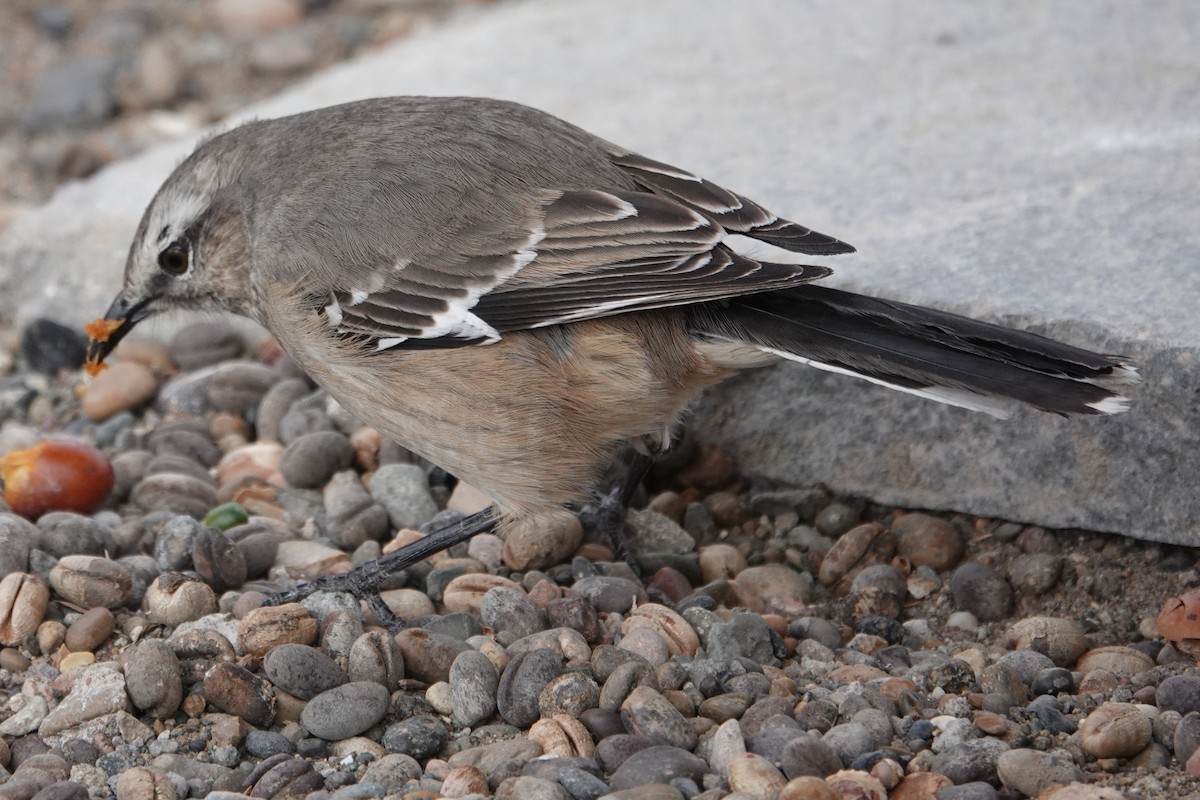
1 0 1197 542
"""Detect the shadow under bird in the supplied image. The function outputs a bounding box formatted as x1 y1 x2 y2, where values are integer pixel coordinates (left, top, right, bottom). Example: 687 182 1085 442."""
84 97 1137 625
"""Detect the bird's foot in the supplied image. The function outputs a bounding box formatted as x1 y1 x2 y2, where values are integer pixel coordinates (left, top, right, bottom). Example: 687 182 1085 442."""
261 507 498 632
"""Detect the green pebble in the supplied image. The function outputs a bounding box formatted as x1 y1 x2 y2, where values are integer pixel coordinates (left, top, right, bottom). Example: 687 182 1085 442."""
204 502 248 531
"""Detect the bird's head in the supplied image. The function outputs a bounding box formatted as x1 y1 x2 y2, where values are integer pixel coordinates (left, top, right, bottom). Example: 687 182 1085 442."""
86 139 256 367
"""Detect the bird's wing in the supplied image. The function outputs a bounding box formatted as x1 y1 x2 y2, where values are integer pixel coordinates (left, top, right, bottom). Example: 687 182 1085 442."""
322 184 840 350
608 152 855 257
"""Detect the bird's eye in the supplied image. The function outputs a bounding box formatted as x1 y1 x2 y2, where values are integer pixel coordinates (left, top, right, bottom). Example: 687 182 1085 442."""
158 242 189 275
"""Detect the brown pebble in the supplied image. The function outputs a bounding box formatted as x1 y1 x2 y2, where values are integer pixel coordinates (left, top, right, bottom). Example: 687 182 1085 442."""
817 522 890 588
83 361 159 421
443 573 523 614
501 508 583 571
1079 702 1152 758
112 338 175 378
1078 667 1120 695
673 442 737 491
893 513 963 570
48 555 132 609
144 573 218 625
0 572 49 646
64 606 114 652
704 490 749 528
440 765 490 798
209 412 251 442
203 661 276 727
825 770 886 800
1041 784 1129 800
779 775 840 800
699 544 747 582
647 490 687 522
115 765 178 800
1156 589 1200 643
1076 645 1155 678
59 651 96 670
728 752 788 798
889 771 952 800
238 603 318 657
1006 616 1089 667
623 603 699 657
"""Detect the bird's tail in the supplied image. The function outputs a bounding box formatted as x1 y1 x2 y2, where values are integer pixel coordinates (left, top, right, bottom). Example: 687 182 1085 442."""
688 285 1138 418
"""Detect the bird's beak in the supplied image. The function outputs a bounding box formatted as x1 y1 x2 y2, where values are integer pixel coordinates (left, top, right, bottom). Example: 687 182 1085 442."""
84 291 158 367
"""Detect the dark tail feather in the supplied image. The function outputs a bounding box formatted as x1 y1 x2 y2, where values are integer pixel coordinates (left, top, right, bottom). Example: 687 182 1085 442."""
688 285 1137 417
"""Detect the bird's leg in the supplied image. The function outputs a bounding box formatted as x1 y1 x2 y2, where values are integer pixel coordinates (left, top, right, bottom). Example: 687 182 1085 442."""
580 448 657 571
262 507 497 631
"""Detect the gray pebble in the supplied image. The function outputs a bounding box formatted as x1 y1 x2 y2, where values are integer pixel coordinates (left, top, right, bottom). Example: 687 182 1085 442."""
996 649 1056 685
608 745 707 792
822 722 875 766
279 399 334 445
746 717 804 762
245 730 294 759
624 508 696 554
207 362 280 417
382 714 447 760
301 681 390 740
35 512 107 558
995 748 1083 797
481 587 543 644
150 425 221 467
145 453 216 484
815 502 859 536
280 430 355 489
788 617 843 651
421 611 482 641
347 629 405 690
539 672 601 718
780 733 843 778
950 562 1014 621
1007 553 1062 596
256 378 312 442
123 639 182 719
153 515 205 571
450 649 499 727
156 365 221 415
748 487 829 521
681 502 718 541
571 575 645 613
620 686 697 751
358 754 422 792
558 765 610 800
931 738 1010 785
1174 711 1200 763
935 783 999 800
324 470 389 548
0 515 35 575
497 648 564 728
369 464 438 529
132 472 218 519
263 643 349 700
168 322 243 371
1158 674 1200 716
704 612 776 664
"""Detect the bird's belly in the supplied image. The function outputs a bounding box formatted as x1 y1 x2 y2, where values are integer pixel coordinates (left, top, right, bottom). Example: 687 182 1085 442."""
275 316 727 516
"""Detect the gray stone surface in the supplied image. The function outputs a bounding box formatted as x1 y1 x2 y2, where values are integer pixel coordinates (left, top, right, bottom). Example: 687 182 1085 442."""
1 0 1197 542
